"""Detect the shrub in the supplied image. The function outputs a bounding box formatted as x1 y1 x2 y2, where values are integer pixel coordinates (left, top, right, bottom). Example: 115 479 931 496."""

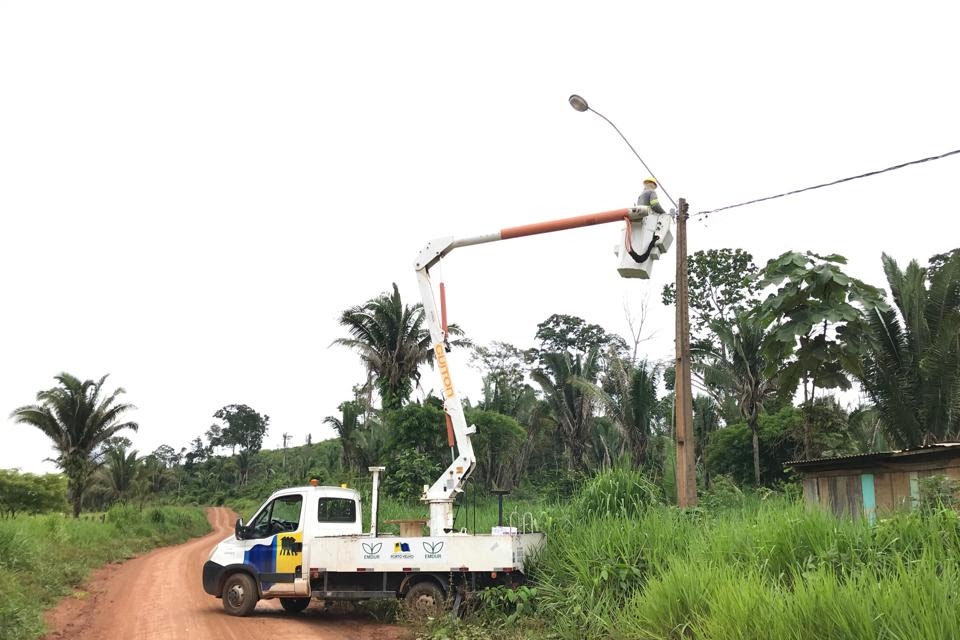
476 585 538 624
918 474 960 511
380 448 440 500
571 466 662 520
704 407 802 486
0 470 68 517
699 474 744 510
0 526 37 571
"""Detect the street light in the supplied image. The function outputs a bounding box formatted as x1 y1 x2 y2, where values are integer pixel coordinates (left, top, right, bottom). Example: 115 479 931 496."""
567 94 677 211
567 93 695 508
568 94 589 112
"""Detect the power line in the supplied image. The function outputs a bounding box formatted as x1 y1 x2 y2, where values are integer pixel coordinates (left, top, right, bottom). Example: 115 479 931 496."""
694 147 960 218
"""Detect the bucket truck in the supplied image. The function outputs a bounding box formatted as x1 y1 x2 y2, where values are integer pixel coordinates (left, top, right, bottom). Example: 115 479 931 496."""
202 205 669 616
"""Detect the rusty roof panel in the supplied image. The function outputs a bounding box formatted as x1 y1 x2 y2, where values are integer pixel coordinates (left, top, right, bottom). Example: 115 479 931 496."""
785 442 960 469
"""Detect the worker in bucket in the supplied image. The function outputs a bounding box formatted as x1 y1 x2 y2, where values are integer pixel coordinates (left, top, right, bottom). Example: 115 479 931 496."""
636 178 666 215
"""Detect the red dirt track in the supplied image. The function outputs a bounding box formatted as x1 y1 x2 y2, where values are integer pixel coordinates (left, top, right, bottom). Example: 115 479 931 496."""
44 507 404 640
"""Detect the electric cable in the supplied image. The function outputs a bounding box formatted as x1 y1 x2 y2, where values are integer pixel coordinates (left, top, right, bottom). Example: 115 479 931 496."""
693 147 960 218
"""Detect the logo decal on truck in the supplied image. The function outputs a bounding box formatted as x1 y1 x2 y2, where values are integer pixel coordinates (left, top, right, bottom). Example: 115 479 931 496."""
279 536 301 556
391 541 414 559
423 541 444 559
362 542 382 559
434 343 455 398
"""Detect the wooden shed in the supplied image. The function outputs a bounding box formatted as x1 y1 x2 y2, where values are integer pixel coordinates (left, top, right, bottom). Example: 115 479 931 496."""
787 443 960 522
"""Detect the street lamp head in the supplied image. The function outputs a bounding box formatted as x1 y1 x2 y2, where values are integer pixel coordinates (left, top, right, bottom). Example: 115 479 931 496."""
568 94 589 112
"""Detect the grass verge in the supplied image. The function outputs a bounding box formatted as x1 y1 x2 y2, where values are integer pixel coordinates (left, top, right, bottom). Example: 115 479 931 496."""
417 468 960 640
0 504 210 640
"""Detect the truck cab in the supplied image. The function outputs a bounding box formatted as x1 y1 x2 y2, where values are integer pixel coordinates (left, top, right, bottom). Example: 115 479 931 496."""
203 484 362 613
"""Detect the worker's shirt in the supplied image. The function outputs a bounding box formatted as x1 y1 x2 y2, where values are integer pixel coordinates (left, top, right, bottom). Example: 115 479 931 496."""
637 189 666 215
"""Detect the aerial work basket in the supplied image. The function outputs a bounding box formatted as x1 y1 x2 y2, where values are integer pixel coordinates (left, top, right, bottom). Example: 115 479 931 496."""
614 209 674 279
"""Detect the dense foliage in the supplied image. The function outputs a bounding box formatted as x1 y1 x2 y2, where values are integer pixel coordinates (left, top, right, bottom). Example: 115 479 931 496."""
0 470 67 517
856 252 960 447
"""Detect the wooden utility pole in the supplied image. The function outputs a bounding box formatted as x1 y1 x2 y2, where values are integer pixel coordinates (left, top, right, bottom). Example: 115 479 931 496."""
674 198 698 507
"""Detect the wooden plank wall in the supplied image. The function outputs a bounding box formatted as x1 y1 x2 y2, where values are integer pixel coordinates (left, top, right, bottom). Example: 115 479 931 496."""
890 472 913 510
813 474 862 517
834 475 848 515
874 472 893 512
846 475 863 516
802 477 819 507
817 477 831 511
803 460 960 517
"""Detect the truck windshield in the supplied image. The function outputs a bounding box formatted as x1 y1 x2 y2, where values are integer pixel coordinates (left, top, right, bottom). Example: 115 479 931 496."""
249 494 303 538
318 497 356 523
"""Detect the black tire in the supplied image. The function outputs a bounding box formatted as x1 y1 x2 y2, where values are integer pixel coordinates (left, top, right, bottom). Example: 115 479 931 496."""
279 597 311 613
222 573 259 616
404 581 446 618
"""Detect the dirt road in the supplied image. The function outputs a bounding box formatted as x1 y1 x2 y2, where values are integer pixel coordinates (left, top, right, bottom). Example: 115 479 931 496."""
44 507 405 640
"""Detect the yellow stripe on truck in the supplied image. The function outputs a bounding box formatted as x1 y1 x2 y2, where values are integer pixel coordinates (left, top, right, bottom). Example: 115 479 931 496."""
275 531 302 574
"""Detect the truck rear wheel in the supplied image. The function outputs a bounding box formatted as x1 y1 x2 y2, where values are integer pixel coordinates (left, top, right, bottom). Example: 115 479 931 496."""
279 597 311 613
222 573 258 616
404 581 445 618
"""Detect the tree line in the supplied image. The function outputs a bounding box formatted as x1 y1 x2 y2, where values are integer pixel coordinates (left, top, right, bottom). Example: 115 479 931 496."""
324 246 960 494
8 246 959 514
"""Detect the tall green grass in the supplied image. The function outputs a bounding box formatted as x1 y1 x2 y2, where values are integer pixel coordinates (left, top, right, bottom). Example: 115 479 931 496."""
231 469 960 640
0 505 209 640
524 468 960 639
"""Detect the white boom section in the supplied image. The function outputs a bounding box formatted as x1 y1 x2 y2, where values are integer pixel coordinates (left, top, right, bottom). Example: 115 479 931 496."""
416 252 476 537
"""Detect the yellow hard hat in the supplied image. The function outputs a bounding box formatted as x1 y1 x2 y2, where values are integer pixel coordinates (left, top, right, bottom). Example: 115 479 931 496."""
643 178 657 187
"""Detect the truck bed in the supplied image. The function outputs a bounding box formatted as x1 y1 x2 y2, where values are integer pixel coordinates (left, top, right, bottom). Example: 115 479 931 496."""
308 532 545 574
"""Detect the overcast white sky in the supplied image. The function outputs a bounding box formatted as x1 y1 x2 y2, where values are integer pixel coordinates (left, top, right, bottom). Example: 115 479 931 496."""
2 2 958 474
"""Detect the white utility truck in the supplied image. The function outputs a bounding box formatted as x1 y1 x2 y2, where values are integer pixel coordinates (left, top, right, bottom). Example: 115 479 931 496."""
202 205 668 615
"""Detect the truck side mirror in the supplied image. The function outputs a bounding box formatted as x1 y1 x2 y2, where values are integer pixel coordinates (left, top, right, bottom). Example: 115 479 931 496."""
234 518 245 540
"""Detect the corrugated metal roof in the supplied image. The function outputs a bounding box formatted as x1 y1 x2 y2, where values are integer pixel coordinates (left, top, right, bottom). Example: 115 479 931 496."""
785 442 960 468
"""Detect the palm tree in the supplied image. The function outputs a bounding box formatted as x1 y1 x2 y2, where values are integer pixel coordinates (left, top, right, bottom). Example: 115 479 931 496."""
856 253 960 447
580 356 660 468
695 314 781 485
335 284 469 411
845 404 888 454
104 446 140 501
324 401 362 472
589 417 623 469
692 395 722 483
140 452 169 494
234 449 255 486
530 349 601 473
11 373 138 517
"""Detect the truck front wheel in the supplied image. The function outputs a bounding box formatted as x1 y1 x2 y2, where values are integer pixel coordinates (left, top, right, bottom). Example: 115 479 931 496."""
404 581 445 617
279 597 311 613
222 573 258 616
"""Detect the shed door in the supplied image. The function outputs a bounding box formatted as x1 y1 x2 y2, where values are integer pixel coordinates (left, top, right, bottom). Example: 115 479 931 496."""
861 474 876 525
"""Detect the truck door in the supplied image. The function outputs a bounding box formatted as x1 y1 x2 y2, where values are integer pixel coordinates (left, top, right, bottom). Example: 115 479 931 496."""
242 493 306 596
